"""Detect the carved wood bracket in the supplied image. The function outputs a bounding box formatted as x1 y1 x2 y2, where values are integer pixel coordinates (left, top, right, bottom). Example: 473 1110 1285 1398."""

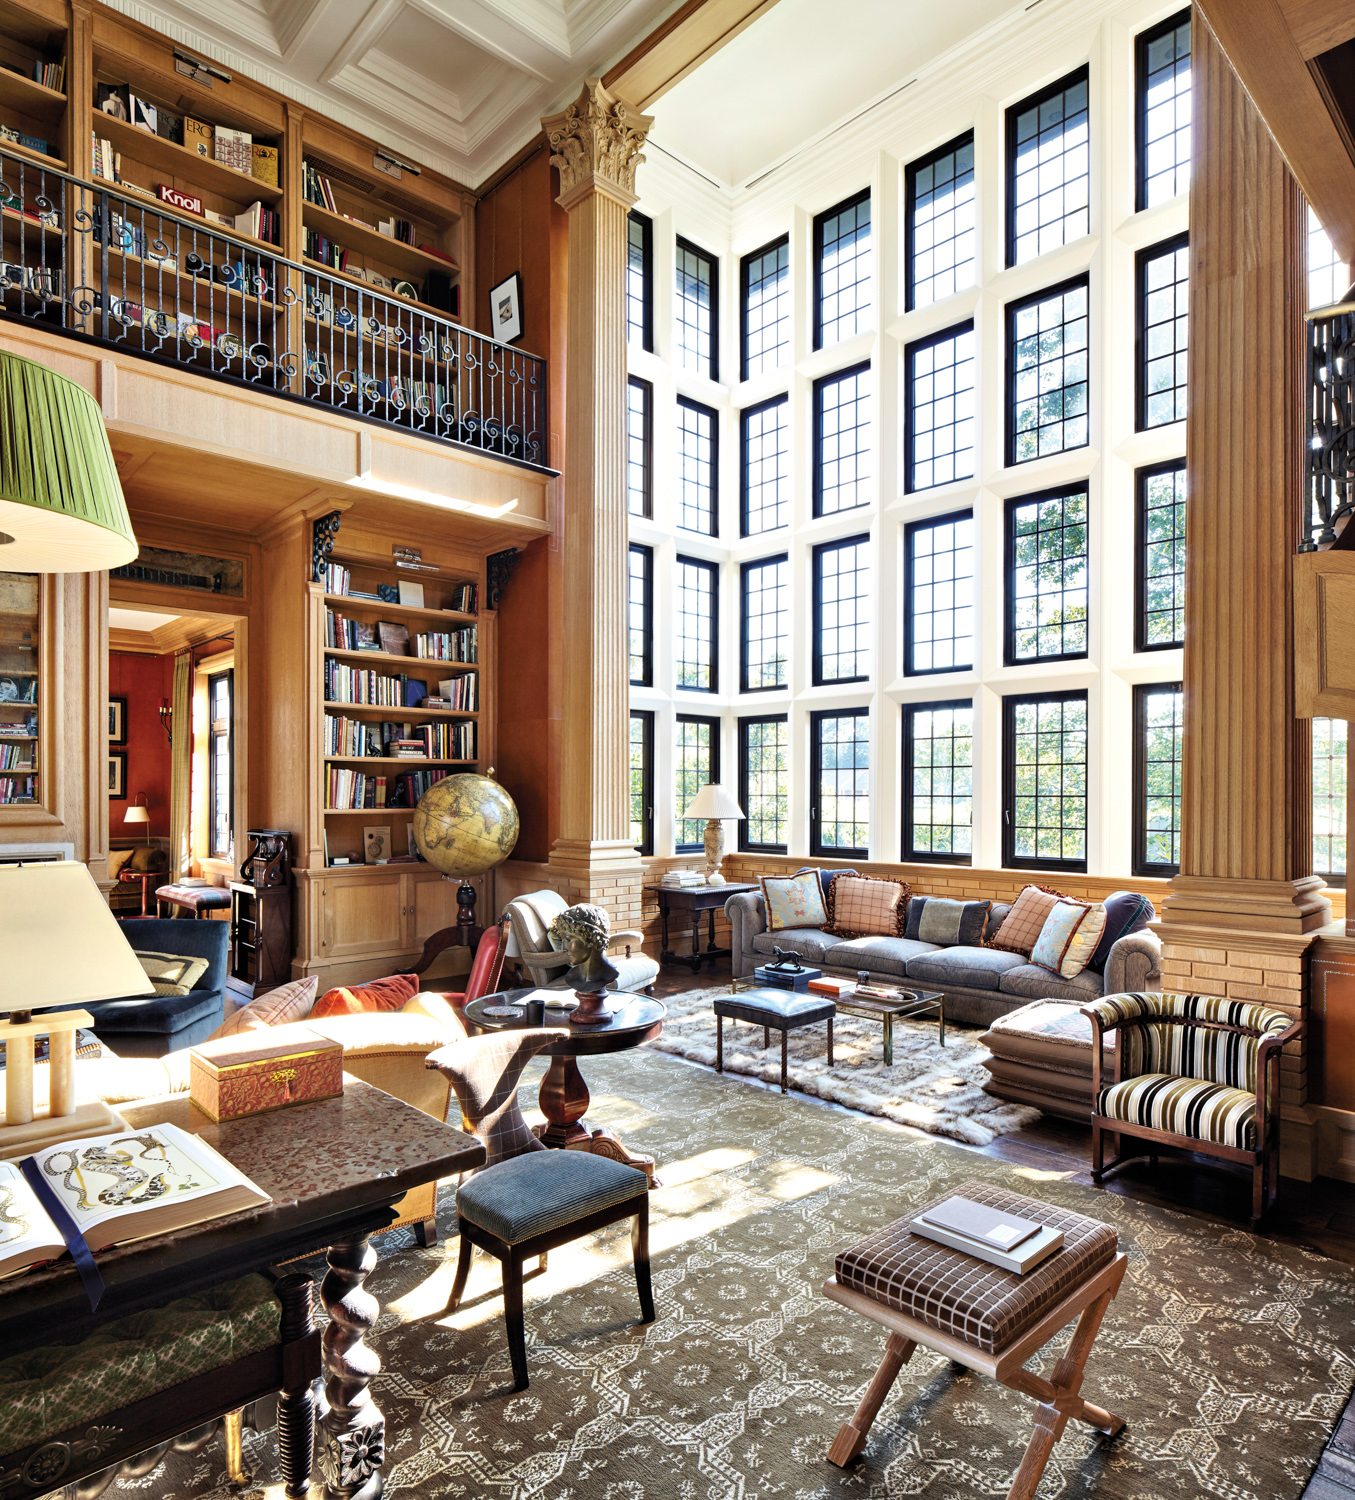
312 512 342 583
486 548 520 609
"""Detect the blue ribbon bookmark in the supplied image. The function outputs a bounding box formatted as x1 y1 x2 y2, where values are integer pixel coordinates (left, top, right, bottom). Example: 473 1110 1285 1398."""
20 1156 105 1312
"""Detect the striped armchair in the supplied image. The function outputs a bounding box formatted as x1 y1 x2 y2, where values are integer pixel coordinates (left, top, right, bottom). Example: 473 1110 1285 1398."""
1081 992 1301 1227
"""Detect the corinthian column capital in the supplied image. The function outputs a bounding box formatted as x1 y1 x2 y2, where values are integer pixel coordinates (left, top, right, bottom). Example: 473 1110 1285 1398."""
542 79 654 211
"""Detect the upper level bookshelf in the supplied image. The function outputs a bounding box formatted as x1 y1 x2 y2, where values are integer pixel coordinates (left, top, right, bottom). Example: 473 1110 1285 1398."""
0 0 67 169
0 570 40 807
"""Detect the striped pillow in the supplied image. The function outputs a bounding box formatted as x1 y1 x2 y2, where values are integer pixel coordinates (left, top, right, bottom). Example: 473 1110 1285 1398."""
903 896 991 947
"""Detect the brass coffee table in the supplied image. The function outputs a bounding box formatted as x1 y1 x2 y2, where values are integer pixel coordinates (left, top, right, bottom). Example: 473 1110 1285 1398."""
835 987 945 1064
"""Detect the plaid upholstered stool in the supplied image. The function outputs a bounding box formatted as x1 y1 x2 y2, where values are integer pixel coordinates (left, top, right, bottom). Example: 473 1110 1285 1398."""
823 1180 1128 1500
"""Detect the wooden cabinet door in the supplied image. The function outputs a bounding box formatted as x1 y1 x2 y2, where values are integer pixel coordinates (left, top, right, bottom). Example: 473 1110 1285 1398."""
406 870 459 947
319 872 405 961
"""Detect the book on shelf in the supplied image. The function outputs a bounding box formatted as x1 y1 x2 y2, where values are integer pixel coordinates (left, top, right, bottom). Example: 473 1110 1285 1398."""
4 124 49 156
320 562 351 596
184 117 213 158
377 621 410 657
418 242 455 265
251 143 278 186
413 625 476 662
214 125 252 174
302 161 338 213
131 96 157 135
157 107 183 147
33 58 64 92
909 1195 1065 1275
0 1122 269 1280
449 582 477 614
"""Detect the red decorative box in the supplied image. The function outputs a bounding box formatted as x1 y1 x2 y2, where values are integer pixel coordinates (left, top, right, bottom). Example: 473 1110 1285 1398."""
190 1023 344 1123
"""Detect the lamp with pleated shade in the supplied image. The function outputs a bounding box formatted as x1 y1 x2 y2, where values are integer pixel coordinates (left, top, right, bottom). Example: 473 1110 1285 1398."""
0 348 138 572
682 783 745 885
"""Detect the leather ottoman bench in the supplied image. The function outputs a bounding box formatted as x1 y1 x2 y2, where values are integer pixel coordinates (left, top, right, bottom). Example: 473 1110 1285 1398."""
823 1178 1128 1498
977 999 1116 1123
713 987 835 1094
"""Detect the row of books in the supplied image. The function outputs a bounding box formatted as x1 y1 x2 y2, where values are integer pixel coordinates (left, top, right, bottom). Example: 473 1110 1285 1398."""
304 229 349 271
7 57 64 91
91 141 282 246
323 662 426 708
394 722 475 759
325 610 408 655
0 262 61 297
302 162 416 243
413 627 476 662
449 582 477 613
325 765 452 811
324 714 471 758
97 86 279 185
438 673 477 710
0 782 36 803
0 124 51 156
0 744 34 770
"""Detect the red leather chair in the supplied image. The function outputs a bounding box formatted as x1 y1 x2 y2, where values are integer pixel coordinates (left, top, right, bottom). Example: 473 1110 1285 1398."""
441 919 509 1031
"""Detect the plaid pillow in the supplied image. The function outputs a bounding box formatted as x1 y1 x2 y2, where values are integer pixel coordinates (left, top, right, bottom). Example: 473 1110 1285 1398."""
825 874 910 939
208 976 319 1040
988 885 1070 956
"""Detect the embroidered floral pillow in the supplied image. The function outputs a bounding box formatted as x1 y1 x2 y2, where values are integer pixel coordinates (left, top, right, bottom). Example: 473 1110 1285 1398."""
759 870 829 932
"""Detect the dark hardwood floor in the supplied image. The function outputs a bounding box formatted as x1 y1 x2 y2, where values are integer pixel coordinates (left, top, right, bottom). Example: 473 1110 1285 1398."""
648 963 1355 1497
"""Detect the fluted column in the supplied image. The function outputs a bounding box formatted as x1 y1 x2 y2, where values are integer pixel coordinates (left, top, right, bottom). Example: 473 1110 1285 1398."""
539 81 653 927
1156 11 1327 1177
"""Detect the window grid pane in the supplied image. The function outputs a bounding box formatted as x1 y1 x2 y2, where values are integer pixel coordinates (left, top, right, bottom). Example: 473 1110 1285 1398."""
677 399 718 535
740 715 789 851
742 238 790 379
627 376 651 518
1138 13 1191 210
815 537 871 684
630 710 653 854
1008 69 1090 266
906 511 975 675
742 556 788 691
675 557 717 691
1139 238 1189 429
908 133 976 310
741 397 789 536
628 543 651 686
907 324 975 491
816 192 872 348
1314 716 1348 881
1006 692 1088 867
626 211 651 350
815 365 871 516
905 701 973 861
813 711 869 854
1008 278 1089 463
676 715 719 848
1008 488 1089 663
1137 684 1183 873
1139 464 1186 649
1309 206 1346 311
676 238 716 377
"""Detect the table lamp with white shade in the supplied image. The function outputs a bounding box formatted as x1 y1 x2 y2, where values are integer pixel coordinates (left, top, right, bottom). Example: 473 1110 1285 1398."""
0 861 153 1158
683 783 746 885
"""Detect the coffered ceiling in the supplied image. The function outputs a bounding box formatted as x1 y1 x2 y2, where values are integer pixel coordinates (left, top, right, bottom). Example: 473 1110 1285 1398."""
100 0 687 186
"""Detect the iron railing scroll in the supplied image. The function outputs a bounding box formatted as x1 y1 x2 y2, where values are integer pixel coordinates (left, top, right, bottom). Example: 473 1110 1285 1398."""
1303 292 1355 550
0 147 547 472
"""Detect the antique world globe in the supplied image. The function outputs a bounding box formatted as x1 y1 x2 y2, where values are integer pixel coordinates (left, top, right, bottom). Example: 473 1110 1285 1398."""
413 772 520 877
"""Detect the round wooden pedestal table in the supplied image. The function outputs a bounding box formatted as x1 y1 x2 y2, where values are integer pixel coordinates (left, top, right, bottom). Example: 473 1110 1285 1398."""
464 990 666 1184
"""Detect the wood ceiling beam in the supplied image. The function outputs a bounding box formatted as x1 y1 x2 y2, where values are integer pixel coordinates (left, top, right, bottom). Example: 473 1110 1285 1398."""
1195 0 1355 266
603 0 785 109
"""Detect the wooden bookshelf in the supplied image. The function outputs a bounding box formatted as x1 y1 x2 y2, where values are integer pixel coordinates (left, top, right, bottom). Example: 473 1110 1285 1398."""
0 67 63 119
0 570 40 808
93 111 284 205
301 200 456 279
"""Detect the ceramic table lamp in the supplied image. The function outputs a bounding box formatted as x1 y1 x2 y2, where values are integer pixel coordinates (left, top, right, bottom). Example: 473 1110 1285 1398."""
0 861 154 1157
683 783 745 885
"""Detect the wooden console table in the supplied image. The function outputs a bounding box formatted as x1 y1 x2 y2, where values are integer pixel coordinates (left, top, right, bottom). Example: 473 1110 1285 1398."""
649 882 758 972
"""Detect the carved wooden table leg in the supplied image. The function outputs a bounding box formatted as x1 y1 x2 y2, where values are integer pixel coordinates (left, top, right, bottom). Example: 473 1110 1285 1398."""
275 1270 318 1500
320 1237 385 1500
536 1055 658 1185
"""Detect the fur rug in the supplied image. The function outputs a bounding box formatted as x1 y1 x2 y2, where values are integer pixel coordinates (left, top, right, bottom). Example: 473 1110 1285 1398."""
646 982 1040 1146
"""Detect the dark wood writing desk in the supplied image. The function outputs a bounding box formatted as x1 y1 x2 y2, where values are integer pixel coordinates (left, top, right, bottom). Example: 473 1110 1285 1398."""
648 881 758 971
0 1077 484 1500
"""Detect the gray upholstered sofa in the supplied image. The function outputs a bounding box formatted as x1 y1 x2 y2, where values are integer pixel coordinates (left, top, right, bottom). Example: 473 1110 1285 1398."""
724 889 1161 1029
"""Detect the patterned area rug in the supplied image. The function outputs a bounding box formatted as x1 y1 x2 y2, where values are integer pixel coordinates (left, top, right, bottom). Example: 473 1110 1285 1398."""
124 1047 1354 1500
648 982 1039 1145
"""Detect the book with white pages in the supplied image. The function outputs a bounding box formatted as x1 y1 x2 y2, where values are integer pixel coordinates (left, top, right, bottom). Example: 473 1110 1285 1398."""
909 1194 1064 1275
0 1121 270 1279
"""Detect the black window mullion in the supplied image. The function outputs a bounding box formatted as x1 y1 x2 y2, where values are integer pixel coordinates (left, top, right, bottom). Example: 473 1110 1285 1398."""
1005 273 1090 466
675 713 721 850
902 698 974 864
1002 690 1088 872
813 534 871 686
627 210 653 352
740 394 789 536
741 234 790 381
814 188 872 350
677 396 719 536
627 375 653 518
1136 232 1189 431
1005 64 1091 267
906 130 977 312
676 235 718 380
906 320 976 492
1135 9 1192 211
1135 459 1186 650
628 542 653 686
1132 682 1183 877
1004 485 1090 665
905 508 975 675
810 707 870 858
813 361 872 517
630 709 654 855
738 713 789 852
740 553 789 692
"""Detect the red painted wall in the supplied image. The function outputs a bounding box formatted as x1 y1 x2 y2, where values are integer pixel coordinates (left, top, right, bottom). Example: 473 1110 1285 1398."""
109 651 173 839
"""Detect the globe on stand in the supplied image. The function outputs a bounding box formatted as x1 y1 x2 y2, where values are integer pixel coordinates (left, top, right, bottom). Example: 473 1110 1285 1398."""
411 772 520 968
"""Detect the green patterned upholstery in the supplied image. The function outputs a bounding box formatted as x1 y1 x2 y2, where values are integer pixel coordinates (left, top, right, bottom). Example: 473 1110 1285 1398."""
0 1273 279 1456
1085 993 1291 1091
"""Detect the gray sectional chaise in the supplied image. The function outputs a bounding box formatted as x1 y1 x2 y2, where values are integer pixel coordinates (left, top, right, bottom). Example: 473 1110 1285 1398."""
723 889 1161 1029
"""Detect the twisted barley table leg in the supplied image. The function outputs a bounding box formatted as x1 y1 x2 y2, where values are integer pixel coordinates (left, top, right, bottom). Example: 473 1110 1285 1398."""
320 1237 385 1500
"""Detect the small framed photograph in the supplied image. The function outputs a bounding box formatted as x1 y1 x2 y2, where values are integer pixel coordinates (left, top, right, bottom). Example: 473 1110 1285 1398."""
363 824 392 864
0 675 36 704
108 696 127 745
489 272 522 345
108 751 127 800
397 581 425 608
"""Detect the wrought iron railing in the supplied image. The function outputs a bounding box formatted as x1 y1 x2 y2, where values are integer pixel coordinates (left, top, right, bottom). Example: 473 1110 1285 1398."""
0 148 548 471
1303 298 1355 549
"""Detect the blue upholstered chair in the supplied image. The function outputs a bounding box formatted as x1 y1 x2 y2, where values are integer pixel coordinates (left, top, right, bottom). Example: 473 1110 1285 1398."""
426 1030 654 1390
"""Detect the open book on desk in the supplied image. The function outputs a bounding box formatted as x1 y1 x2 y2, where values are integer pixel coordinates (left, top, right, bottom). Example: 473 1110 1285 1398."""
0 1121 270 1278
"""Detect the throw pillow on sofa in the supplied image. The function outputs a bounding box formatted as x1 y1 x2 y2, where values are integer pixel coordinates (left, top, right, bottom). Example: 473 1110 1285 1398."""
208 975 319 1039
1059 902 1108 978
311 971 419 1018
989 885 1071 956
760 870 829 931
825 874 910 939
904 896 990 947
1029 900 1093 975
109 848 135 879
134 950 211 997
1087 890 1155 971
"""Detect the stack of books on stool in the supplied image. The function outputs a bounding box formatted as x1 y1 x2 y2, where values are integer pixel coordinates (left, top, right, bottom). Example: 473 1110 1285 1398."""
753 964 822 992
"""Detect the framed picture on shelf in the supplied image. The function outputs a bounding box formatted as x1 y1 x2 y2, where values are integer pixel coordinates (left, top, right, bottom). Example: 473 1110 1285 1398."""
397 581 425 608
0 675 36 704
489 272 522 344
108 696 127 745
108 751 127 800
363 825 392 864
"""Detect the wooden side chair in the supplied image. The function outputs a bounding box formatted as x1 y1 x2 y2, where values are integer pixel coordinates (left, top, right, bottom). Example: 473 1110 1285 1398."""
1081 991 1301 1226
426 1029 655 1391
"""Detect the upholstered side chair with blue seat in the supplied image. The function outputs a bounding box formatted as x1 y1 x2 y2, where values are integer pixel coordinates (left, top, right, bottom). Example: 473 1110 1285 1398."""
1082 991 1301 1227
502 890 658 996
54 917 229 1056
426 1029 655 1391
